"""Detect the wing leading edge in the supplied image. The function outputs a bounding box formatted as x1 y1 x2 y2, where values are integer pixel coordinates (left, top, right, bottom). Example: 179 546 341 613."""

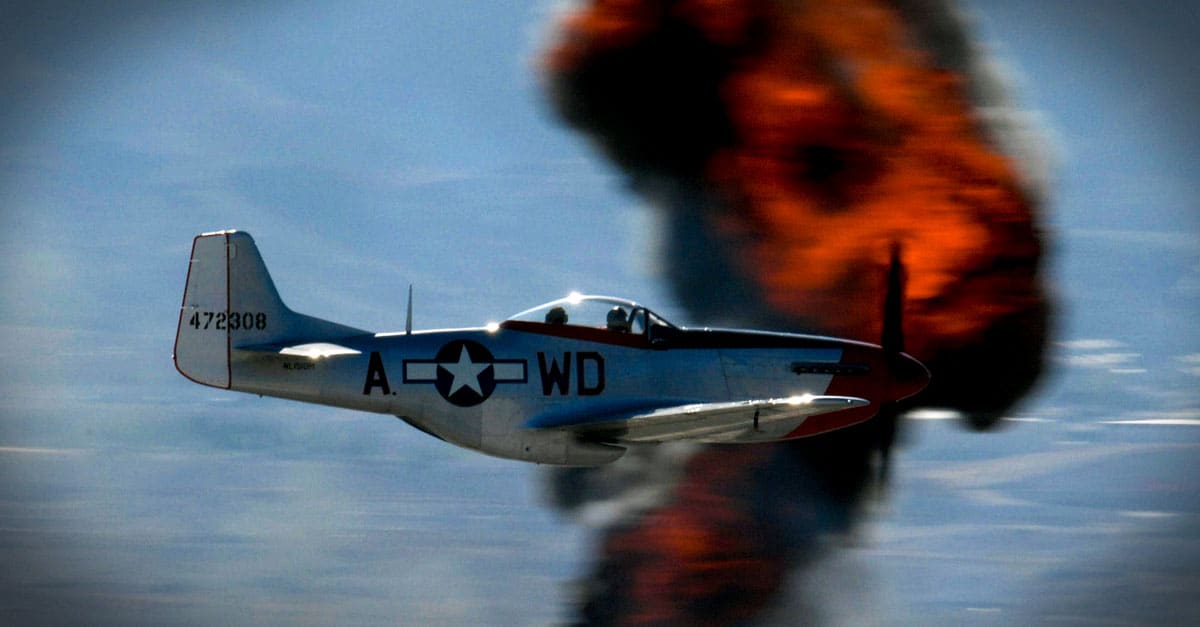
530 395 870 444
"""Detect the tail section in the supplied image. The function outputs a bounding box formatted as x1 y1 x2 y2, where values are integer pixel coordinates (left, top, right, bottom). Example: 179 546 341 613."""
174 230 366 389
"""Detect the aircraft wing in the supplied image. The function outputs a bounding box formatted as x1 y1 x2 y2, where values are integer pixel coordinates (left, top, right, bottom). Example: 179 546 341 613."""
527 395 871 444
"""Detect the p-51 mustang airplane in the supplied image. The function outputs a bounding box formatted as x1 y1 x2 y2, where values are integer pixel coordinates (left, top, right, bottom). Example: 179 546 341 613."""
175 230 928 465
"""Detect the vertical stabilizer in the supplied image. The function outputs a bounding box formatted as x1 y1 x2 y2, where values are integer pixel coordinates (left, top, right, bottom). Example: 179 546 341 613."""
173 230 366 389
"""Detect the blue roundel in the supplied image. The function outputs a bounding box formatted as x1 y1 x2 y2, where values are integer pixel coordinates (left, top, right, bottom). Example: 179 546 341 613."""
432 340 498 407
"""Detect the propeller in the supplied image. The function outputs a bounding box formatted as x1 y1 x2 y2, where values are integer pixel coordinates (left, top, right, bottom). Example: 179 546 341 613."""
876 241 908 483
882 242 905 356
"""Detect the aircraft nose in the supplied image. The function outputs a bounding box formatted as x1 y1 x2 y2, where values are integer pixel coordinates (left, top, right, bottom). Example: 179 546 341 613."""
890 352 931 401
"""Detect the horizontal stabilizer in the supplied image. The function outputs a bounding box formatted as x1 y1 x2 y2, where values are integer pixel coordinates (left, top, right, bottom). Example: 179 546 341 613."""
532 395 870 444
235 342 362 359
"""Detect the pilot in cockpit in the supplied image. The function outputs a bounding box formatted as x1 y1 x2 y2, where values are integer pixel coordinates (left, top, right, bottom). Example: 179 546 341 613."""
545 306 568 325
606 306 631 332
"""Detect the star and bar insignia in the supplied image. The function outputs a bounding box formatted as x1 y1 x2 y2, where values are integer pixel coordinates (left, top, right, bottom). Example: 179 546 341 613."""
403 339 527 407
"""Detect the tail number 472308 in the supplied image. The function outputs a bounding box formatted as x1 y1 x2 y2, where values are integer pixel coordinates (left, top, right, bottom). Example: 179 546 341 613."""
188 310 267 331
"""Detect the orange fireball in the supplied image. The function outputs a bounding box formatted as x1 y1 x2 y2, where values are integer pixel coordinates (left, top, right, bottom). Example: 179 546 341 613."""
545 0 1049 422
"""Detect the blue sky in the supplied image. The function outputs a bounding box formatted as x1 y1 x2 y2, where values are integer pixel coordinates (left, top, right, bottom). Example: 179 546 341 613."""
0 3 667 623
0 2 674 332
0 1 1197 624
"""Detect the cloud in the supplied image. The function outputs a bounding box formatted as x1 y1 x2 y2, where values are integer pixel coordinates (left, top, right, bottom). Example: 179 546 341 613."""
1057 338 1124 351
1054 338 1148 372
1068 228 1200 252
1057 352 1141 369
1177 354 1200 377
199 62 329 116
0 446 87 456
919 443 1186 490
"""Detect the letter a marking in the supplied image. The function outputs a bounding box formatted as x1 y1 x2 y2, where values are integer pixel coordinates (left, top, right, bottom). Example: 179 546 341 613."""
363 351 391 395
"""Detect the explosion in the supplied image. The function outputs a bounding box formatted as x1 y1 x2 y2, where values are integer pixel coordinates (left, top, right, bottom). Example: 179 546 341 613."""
546 0 1049 422
542 0 1052 623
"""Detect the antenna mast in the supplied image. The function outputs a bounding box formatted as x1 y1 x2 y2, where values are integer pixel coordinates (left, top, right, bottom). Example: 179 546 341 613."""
405 284 413 335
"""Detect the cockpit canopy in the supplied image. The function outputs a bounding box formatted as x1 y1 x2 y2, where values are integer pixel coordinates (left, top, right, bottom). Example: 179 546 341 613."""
507 293 678 336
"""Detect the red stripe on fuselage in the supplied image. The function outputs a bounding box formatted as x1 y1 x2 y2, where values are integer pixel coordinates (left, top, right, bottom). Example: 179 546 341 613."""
500 320 651 348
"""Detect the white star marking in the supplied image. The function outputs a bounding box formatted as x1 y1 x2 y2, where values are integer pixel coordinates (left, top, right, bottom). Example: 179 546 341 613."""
440 345 488 396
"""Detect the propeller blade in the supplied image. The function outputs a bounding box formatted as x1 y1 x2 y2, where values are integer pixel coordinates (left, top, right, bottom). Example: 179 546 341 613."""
877 241 909 482
881 241 906 355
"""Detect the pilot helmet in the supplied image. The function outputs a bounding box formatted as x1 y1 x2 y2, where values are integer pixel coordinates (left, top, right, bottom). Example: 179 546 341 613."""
545 306 568 324
607 306 631 332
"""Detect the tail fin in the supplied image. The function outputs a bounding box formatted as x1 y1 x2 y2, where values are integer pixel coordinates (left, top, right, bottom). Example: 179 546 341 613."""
173 230 367 389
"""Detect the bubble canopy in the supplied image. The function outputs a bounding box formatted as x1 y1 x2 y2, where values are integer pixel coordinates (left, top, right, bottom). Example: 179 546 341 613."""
506 293 678 336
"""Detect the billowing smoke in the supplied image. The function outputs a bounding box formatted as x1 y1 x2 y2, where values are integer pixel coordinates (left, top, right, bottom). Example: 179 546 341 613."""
545 0 1050 422
540 0 1052 624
